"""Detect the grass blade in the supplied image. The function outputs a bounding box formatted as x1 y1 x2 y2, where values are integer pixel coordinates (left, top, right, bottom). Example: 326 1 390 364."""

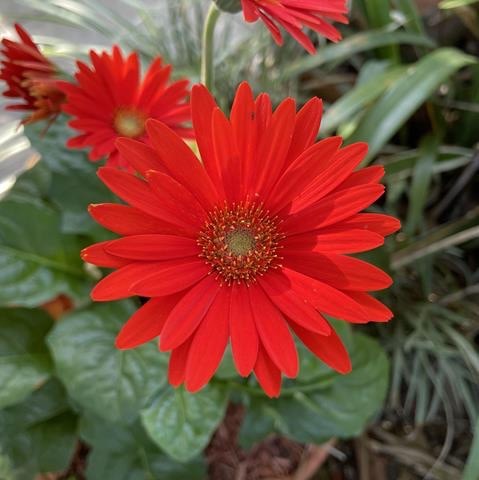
348 48 477 161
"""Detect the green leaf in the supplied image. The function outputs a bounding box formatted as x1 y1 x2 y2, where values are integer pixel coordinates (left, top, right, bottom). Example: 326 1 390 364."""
404 136 438 234
141 385 229 462
282 29 434 79
47 301 168 423
440 0 479 8
8 161 52 199
24 119 116 237
395 0 426 35
383 146 473 179
321 64 405 135
214 347 239 380
0 449 15 480
348 48 477 161
392 224 479 269
80 412 206 480
214 0 242 13
362 0 400 61
296 320 353 384
463 417 479 480
0 194 90 307
0 308 52 409
240 333 389 445
0 380 78 480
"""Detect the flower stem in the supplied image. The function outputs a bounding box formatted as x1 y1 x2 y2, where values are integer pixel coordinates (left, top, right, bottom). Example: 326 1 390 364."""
201 2 221 91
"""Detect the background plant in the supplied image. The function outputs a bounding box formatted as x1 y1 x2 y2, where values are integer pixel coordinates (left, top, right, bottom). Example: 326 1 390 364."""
0 0 478 478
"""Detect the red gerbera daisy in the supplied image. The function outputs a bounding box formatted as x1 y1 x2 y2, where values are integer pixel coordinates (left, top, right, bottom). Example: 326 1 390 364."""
240 0 349 53
58 46 192 169
0 23 65 124
81 82 400 397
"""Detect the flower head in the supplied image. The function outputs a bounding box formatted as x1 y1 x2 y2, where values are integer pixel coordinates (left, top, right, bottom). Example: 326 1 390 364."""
82 82 400 397
240 0 349 53
0 23 65 124
59 46 192 169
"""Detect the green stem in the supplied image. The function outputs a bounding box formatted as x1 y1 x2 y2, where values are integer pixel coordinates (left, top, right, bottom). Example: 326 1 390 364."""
201 2 221 91
0 245 85 277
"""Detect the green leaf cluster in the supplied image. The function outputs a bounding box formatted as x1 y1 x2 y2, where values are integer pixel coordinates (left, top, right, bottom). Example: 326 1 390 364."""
2 0 478 477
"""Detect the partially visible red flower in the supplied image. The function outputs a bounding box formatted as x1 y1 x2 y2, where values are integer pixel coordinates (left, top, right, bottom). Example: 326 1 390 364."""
240 0 349 53
81 82 400 397
0 23 65 124
59 46 192 169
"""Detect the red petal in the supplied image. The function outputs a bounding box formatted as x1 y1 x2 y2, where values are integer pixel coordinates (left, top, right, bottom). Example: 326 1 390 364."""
145 170 207 233
258 11 284 46
146 119 219 209
285 252 393 291
258 271 331 335
283 184 385 234
185 289 230 392
285 97 323 166
168 337 193 387
190 84 223 194
294 142 368 211
212 107 241 201
116 294 181 349
130 259 209 297
277 18 316 54
88 203 185 237
81 241 129 268
338 165 385 189
159 275 221 351
267 136 342 213
91 262 164 301
241 0 259 22
230 284 259 376
230 82 257 196
290 321 352 374
116 138 166 176
254 344 282 398
343 291 393 322
336 213 401 237
249 284 298 377
97 167 163 218
281 267 368 323
283 228 384 254
105 234 199 260
255 93 272 140
252 98 296 198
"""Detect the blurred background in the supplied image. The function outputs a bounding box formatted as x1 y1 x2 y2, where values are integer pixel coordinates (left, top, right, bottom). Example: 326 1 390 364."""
0 0 478 479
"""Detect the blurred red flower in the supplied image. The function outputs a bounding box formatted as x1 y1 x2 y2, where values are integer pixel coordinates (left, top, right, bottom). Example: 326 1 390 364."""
82 82 400 397
0 23 65 124
240 0 349 53
59 46 192 169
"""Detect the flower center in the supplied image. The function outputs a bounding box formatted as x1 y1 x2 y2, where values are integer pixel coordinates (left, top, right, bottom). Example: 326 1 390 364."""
226 228 255 256
198 202 283 285
113 108 146 138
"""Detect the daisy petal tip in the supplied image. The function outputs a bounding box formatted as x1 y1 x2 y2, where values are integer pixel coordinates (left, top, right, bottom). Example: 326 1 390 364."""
169 380 183 388
185 380 206 394
338 363 352 375
158 338 171 353
114 335 133 350
79 248 90 261
265 387 281 399
392 218 402 233
87 203 100 214
144 117 163 132
236 80 253 96
114 136 128 149
191 83 212 102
